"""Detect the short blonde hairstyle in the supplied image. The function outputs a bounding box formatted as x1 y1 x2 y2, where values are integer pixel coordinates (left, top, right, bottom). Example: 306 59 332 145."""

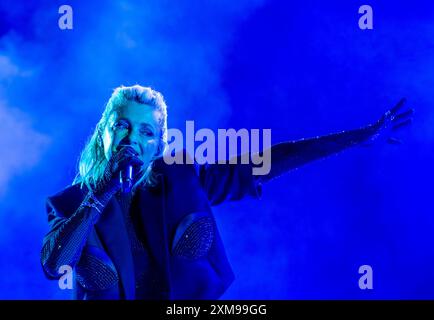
73 85 168 191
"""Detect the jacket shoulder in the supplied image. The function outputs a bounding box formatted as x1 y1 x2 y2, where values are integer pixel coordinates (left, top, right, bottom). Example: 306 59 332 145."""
153 150 197 180
46 183 88 217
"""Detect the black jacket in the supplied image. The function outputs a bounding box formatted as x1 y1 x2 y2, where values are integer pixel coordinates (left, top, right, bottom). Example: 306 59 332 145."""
42 156 261 299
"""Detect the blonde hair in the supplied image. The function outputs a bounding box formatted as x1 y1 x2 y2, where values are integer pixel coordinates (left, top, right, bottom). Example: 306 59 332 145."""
73 85 168 192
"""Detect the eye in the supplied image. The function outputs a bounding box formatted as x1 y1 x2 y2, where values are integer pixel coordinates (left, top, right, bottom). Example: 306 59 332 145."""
112 120 129 130
140 128 155 137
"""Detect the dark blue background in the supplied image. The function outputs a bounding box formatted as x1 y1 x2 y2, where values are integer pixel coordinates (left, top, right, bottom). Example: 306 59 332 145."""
0 0 433 299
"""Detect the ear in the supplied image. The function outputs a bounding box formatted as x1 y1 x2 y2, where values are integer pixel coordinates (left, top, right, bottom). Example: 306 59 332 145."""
150 146 162 163
155 141 167 158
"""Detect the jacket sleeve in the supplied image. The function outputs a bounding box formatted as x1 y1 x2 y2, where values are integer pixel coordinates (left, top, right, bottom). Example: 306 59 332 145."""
40 195 102 279
196 160 262 206
257 124 378 184
196 124 377 205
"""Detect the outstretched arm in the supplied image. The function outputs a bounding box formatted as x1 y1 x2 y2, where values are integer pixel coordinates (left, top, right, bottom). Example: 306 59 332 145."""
256 98 414 184
197 99 413 205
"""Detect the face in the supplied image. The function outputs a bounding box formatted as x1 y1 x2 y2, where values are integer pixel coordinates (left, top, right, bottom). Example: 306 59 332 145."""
102 100 161 171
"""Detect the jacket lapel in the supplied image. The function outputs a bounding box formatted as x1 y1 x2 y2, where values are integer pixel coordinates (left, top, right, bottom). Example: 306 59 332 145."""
136 178 171 297
94 196 135 300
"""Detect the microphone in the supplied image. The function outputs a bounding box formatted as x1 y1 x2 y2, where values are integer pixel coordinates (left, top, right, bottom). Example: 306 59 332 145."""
120 164 134 193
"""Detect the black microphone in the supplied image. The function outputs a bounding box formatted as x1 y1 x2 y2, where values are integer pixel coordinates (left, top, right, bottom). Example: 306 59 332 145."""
120 164 133 193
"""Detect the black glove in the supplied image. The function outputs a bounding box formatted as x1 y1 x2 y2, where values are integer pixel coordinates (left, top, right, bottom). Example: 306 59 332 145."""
368 98 414 144
93 145 144 207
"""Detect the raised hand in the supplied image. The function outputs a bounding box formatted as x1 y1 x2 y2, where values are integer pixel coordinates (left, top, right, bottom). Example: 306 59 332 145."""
369 98 414 144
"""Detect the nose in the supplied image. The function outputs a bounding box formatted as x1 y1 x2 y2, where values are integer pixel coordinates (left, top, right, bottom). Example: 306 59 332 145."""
120 136 137 146
118 130 139 151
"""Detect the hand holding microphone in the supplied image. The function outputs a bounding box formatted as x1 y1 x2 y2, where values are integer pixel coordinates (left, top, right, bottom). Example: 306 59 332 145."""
86 145 143 216
94 145 144 197
115 145 144 193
